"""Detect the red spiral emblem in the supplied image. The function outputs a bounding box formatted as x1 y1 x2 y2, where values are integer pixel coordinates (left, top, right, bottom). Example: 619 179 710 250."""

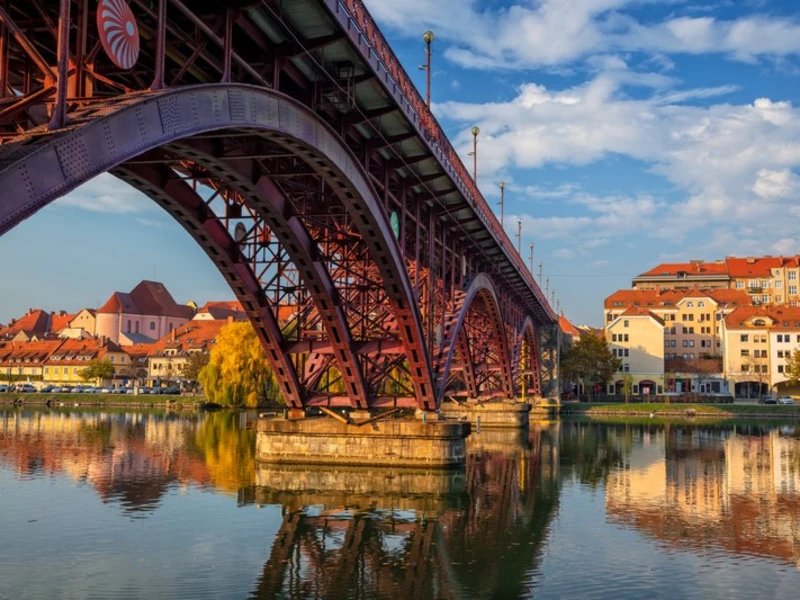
97 0 140 70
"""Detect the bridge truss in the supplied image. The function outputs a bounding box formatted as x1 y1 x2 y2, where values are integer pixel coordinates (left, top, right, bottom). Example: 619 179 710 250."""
0 0 557 410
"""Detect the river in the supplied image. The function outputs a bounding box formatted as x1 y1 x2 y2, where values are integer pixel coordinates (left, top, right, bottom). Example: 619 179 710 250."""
1 409 799 599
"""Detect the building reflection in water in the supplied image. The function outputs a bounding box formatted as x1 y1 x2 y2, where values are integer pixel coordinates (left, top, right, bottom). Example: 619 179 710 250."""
598 422 800 569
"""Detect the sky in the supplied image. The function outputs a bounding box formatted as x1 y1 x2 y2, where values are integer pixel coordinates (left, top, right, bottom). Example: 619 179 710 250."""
1 0 800 326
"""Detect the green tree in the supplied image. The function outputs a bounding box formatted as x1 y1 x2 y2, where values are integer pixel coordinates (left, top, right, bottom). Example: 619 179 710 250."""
180 351 209 391
786 349 800 385
620 373 634 404
198 322 281 407
80 359 115 383
560 334 621 399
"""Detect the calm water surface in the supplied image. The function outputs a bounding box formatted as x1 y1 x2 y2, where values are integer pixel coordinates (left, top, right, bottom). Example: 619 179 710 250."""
2 409 800 599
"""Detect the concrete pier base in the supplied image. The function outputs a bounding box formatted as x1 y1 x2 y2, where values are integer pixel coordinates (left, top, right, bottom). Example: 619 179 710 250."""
256 417 470 468
249 463 467 512
440 401 531 428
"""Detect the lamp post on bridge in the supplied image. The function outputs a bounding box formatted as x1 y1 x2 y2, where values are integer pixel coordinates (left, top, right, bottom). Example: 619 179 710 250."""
419 30 435 107
468 126 480 183
529 243 534 275
498 181 505 227
516 219 522 255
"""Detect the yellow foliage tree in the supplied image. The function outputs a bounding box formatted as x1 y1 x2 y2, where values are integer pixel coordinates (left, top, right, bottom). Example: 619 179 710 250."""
198 322 281 407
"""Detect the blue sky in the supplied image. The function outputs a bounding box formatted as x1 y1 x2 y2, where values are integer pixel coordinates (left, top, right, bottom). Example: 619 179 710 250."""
2 0 800 326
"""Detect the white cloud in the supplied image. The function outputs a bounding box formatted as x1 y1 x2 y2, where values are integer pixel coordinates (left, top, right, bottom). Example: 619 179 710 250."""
366 0 800 70
752 168 798 199
56 174 151 214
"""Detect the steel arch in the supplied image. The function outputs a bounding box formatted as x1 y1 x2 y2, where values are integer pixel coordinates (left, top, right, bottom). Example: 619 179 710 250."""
434 273 514 401
512 317 541 398
0 85 435 409
114 160 306 406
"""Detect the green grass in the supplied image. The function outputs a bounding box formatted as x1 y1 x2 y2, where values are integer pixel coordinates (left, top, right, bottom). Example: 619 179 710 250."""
564 402 800 418
0 392 204 405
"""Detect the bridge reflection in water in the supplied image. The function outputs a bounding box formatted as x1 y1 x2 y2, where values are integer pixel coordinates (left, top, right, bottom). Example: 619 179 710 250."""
244 425 561 600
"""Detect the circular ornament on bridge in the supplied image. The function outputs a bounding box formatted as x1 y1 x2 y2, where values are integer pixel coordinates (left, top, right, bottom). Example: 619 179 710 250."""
97 0 140 70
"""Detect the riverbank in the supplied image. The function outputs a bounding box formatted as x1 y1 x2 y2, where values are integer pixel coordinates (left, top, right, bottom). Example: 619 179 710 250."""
562 402 800 419
0 392 205 409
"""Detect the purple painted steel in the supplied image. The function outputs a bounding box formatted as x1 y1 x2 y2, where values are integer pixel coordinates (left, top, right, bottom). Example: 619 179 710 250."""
0 84 436 410
434 273 515 401
113 160 306 407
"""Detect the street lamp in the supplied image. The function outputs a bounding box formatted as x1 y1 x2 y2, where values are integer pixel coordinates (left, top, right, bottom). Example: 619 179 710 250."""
419 30 435 107
529 243 535 274
498 182 505 227
468 126 480 183
516 219 522 255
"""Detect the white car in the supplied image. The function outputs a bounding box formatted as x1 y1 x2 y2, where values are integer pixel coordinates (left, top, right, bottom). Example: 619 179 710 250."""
777 396 795 405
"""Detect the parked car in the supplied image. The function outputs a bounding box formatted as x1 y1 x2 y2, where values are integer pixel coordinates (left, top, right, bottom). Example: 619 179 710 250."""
99 387 112 394
18 384 36 393
162 386 180 395
40 385 55 393
777 396 795 405
0 385 8 393
759 395 777 404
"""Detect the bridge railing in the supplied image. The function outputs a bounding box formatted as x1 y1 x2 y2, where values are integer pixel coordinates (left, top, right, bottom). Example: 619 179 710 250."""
336 0 555 321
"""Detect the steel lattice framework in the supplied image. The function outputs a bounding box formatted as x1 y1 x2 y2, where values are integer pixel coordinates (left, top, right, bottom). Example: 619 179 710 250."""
0 0 557 410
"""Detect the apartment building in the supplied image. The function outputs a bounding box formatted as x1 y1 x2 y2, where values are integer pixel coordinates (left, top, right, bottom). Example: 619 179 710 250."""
605 307 665 395
633 255 800 306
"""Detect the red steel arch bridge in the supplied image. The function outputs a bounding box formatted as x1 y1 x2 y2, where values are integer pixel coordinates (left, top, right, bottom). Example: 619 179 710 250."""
0 0 557 412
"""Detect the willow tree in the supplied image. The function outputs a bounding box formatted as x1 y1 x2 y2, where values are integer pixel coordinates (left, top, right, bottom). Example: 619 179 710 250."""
198 322 281 407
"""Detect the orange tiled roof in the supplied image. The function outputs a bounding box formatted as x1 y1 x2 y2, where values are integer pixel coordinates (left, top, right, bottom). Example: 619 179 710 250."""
44 338 122 366
725 256 797 278
0 309 51 338
725 305 800 330
0 339 63 366
559 315 580 336
605 287 750 309
97 281 194 320
638 261 728 277
148 320 228 357
50 312 76 332
619 306 665 325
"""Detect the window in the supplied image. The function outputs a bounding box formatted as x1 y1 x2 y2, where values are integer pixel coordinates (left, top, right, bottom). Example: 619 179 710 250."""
688 327 695 334
607 314 613 322
762 295 769 303
135 322 140 334
754 349 761 358
736 281 744 289
73 368 78 375
150 321 156 331
109 356 115 363
624 349 629 357
741 364 750 372
777 296 783 304
776 281 783 289
687 302 694 308
612 334 617 342
671 340 677 348
689 340 694 347
633 385 639 394
623 364 630 372
698 301 705 308
54 367 59 375
741 349 750 357
779 365 785 373
665 340 670 347
741 334 749 342
791 286 798 296
624 334 629 342
624 320 629 328
127 320 132 332
790 271 797 281
44 367 49 375
778 350 785 358
683 340 689 347
762 280 770 288
682 314 688 321
777 334 783 343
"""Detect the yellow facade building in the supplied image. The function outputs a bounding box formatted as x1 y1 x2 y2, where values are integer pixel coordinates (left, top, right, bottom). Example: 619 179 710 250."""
605 307 665 395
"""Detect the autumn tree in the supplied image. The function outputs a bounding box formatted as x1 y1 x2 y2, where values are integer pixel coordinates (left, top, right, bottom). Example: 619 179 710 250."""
786 349 800 385
620 374 634 404
80 359 115 384
560 334 621 398
198 322 280 407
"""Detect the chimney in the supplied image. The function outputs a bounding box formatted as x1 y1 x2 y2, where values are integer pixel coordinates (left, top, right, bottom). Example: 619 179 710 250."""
100 335 107 347
227 316 234 325
170 328 176 342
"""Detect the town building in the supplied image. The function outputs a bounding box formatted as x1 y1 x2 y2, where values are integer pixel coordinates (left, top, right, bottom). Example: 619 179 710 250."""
146 319 229 387
0 340 62 382
192 301 246 322
605 307 665 396
95 280 195 345
42 338 128 386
